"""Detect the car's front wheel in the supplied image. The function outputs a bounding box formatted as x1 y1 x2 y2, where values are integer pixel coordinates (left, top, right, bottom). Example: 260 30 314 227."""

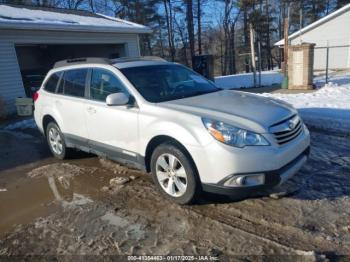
150 142 200 204
46 122 69 160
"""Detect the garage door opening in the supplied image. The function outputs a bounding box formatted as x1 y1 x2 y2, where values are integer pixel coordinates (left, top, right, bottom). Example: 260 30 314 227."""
15 43 126 97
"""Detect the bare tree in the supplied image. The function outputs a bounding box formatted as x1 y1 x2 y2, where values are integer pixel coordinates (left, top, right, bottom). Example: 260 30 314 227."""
65 0 85 9
88 0 94 12
174 16 189 65
197 0 202 54
185 0 195 66
163 0 176 61
265 0 272 70
242 1 250 72
156 17 166 57
222 0 240 75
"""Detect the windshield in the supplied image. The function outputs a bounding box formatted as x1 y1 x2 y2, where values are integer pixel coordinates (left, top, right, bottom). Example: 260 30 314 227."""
120 64 220 102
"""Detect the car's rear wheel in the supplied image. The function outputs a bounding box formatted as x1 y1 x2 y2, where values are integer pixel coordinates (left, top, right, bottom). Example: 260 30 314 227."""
150 143 200 204
46 122 69 160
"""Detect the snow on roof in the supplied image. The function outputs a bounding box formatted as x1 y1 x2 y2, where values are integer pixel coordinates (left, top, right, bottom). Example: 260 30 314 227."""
275 3 350 46
0 5 151 34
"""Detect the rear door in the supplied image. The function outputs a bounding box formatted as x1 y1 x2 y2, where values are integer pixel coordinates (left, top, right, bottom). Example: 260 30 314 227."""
54 68 89 145
84 68 139 161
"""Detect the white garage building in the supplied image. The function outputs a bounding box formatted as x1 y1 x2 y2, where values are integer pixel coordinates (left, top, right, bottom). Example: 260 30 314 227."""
0 4 151 114
275 3 350 70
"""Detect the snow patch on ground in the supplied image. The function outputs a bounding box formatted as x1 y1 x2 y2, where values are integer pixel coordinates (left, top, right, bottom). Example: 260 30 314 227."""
259 83 350 132
314 70 350 87
4 119 36 131
215 71 283 89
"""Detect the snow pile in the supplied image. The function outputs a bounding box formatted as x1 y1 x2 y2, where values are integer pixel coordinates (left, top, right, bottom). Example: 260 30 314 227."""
0 5 148 30
215 71 283 89
4 118 36 131
314 70 350 87
259 83 350 132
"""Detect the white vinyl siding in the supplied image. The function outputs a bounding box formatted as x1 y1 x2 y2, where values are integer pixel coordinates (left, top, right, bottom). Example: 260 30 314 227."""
0 29 140 114
0 40 25 114
290 9 350 70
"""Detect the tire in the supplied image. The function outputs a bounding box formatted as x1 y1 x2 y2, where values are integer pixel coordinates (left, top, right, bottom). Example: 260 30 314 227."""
150 142 201 204
46 122 70 160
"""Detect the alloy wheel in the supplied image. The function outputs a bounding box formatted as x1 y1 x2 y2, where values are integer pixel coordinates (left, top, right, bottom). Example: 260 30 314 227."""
48 127 63 155
155 153 188 197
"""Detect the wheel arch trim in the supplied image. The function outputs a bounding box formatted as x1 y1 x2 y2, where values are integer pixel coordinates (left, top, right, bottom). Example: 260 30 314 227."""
144 135 200 180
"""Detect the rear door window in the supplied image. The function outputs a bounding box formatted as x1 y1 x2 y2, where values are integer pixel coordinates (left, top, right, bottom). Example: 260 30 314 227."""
57 69 88 98
44 72 61 93
89 69 128 102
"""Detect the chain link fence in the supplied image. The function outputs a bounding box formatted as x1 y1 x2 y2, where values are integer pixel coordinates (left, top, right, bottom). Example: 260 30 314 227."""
314 45 350 84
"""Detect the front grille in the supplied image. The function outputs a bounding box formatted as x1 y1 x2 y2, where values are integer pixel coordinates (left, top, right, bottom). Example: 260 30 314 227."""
270 115 303 145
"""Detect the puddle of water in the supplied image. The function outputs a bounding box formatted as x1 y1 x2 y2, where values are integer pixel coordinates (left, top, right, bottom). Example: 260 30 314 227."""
0 129 136 236
0 176 59 234
0 163 113 236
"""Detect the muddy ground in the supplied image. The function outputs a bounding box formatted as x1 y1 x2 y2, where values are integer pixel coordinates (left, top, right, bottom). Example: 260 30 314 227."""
0 121 349 261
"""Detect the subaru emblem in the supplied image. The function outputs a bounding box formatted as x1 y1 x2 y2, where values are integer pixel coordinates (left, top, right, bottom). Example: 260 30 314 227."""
288 120 296 130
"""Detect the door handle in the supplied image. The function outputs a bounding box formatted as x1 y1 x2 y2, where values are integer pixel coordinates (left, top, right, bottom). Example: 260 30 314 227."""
87 106 96 114
55 100 62 106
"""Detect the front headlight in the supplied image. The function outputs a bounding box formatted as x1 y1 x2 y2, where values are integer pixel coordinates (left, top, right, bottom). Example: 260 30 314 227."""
202 118 270 148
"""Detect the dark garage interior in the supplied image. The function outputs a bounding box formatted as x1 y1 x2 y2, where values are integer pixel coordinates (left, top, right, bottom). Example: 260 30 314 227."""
15 43 126 97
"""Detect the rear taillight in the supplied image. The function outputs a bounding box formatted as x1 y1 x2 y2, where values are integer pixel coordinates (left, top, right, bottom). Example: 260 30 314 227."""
33 92 39 102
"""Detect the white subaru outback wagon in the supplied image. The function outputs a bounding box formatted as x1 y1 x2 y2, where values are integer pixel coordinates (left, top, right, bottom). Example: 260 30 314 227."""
34 57 310 204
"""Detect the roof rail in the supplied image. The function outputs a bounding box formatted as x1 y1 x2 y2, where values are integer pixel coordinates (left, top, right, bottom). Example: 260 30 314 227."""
111 56 167 64
54 57 111 68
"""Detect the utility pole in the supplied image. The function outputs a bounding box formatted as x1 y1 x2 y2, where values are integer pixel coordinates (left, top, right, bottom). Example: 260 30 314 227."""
282 15 289 88
250 23 257 87
283 17 289 75
258 39 262 88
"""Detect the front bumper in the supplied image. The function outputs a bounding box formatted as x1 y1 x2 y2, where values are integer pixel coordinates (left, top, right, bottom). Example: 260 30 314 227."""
202 147 310 196
187 123 310 184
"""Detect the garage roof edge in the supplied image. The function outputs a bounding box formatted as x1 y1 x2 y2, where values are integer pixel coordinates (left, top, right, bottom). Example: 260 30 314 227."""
0 21 152 34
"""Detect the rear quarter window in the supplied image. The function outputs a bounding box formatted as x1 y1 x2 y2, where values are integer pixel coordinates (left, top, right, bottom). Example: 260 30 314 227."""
44 72 61 93
57 69 88 98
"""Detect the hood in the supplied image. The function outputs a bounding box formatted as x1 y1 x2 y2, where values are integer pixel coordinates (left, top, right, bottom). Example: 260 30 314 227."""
159 90 296 132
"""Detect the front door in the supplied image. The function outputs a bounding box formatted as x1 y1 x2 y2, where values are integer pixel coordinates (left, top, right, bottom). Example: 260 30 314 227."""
84 68 139 162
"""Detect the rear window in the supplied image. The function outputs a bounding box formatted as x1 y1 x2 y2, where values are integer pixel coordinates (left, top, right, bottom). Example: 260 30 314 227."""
44 73 60 93
57 69 88 98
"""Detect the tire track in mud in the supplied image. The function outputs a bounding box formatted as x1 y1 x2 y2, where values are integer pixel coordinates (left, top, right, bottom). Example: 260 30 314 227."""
188 204 348 255
113 179 327 256
188 206 314 256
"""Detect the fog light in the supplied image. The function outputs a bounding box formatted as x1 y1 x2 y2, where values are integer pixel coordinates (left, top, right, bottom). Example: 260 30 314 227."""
224 174 265 187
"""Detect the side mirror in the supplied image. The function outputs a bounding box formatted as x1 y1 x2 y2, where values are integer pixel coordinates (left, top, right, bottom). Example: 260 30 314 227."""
106 93 130 106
